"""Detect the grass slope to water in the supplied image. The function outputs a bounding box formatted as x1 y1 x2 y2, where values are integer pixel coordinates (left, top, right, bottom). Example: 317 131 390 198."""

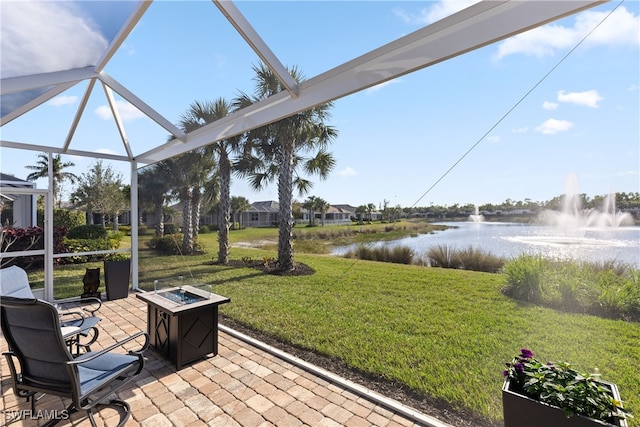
35 226 640 426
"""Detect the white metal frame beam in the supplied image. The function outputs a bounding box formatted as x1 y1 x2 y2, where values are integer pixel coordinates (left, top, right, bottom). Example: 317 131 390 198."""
98 72 186 142
213 0 298 97
138 0 604 164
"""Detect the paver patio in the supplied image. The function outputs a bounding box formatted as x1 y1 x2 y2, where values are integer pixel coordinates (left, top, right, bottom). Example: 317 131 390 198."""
1 292 451 427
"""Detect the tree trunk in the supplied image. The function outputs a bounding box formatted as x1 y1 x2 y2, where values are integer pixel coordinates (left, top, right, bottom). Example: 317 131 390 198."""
182 189 193 254
155 203 164 238
217 151 231 265
192 189 201 244
277 139 295 271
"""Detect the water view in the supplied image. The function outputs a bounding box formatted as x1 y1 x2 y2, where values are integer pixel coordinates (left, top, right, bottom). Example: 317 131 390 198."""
334 221 640 267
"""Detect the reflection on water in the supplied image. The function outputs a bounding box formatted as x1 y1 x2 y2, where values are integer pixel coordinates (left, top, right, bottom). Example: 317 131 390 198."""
333 222 640 267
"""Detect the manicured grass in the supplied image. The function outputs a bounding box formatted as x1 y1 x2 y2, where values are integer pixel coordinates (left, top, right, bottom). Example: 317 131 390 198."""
36 227 640 426
205 253 639 426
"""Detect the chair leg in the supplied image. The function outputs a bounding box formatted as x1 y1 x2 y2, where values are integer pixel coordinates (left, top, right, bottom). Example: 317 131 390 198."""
76 399 131 427
76 327 100 354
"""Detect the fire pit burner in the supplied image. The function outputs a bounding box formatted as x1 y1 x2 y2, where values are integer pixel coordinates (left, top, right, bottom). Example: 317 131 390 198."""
159 289 207 305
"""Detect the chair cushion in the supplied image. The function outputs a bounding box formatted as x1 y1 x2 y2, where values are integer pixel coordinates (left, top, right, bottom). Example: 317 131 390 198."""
76 352 140 395
0 266 35 298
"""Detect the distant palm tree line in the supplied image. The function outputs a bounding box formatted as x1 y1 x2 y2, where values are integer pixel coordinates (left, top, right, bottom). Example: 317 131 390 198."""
402 192 640 218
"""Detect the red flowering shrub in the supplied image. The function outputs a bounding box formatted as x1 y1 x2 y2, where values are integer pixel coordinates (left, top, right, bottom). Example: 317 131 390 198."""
0 226 67 270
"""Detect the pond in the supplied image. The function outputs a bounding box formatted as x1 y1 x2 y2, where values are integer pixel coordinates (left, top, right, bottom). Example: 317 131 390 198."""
333 221 640 267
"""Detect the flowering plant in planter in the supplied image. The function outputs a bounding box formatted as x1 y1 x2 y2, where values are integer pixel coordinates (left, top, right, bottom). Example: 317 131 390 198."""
503 348 632 424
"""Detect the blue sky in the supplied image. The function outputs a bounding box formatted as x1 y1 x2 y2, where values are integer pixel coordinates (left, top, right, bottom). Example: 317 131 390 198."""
1 1 639 209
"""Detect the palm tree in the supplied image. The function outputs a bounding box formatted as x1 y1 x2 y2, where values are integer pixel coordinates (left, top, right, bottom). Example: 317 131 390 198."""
302 196 318 226
366 203 376 222
315 197 330 226
234 63 338 271
164 150 217 255
138 163 172 238
177 99 239 264
25 153 78 208
230 196 251 229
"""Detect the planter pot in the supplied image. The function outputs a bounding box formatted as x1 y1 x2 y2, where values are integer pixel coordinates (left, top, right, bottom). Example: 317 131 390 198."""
104 260 131 301
502 377 628 427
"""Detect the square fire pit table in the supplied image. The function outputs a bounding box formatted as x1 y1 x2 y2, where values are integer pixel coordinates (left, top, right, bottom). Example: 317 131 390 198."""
136 285 230 370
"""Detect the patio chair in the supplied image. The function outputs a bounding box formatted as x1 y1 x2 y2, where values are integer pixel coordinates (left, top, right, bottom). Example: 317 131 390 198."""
1 296 149 427
0 265 102 354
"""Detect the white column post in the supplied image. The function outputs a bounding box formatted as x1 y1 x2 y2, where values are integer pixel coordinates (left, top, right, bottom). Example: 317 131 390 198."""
130 161 139 290
45 152 54 301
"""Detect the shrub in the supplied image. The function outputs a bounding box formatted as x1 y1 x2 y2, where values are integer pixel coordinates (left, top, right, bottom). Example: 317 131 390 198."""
53 209 85 229
502 255 639 320
344 244 414 265
200 225 216 234
67 224 107 239
427 245 462 269
1 226 67 269
107 230 125 242
63 237 119 263
458 246 504 273
164 223 179 234
501 254 545 302
146 234 183 255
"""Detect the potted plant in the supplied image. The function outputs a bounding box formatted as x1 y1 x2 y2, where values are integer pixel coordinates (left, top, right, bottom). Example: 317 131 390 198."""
502 348 632 427
104 253 131 301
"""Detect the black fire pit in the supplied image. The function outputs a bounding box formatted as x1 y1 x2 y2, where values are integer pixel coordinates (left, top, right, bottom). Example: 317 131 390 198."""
136 285 230 370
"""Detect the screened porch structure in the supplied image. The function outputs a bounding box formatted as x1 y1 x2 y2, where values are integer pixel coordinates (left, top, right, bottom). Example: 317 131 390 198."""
0 0 604 300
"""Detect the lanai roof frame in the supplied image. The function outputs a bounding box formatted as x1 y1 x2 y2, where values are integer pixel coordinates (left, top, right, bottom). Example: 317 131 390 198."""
0 0 605 300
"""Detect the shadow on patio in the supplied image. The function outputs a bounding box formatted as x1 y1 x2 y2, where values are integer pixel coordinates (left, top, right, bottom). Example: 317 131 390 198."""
1 292 450 427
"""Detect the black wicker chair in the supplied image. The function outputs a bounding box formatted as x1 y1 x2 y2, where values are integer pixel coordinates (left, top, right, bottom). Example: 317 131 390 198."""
1 297 149 427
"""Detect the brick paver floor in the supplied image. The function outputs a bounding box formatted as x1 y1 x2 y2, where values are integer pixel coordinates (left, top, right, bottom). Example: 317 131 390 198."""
1 293 451 427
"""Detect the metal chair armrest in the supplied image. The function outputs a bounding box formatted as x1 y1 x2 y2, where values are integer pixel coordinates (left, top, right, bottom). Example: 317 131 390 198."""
67 331 149 365
57 297 102 316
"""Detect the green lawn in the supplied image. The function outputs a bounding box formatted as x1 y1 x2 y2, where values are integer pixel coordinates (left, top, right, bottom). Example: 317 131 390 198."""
36 226 640 426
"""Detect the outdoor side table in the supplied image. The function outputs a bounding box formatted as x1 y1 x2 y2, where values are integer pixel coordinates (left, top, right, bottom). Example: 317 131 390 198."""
136 285 230 370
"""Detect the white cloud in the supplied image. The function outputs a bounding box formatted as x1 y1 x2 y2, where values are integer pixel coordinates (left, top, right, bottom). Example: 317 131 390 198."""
338 167 357 177
365 79 401 94
0 2 107 78
628 84 639 92
535 119 574 135
48 95 78 107
487 135 501 143
95 100 145 122
512 127 529 133
543 101 559 110
557 90 603 108
393 0 480 26
494 6 639 60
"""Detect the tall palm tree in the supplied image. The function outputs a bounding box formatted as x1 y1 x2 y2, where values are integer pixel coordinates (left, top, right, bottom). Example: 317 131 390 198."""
234 63 337 271
25 153 78 208
178 99 239 264
138 163 172 238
